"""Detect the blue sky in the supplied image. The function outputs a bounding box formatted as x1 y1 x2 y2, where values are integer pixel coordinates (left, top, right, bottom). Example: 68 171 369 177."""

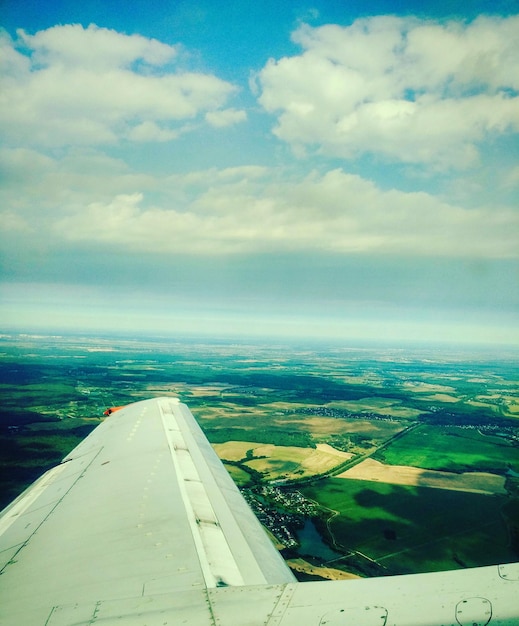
1 1 518 345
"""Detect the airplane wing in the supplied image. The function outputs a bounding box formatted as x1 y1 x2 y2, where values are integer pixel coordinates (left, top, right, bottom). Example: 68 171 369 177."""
0 397 517 625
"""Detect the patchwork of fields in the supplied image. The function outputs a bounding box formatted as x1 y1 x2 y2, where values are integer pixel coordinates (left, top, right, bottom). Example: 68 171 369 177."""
213 440 353 481
1 333 518 579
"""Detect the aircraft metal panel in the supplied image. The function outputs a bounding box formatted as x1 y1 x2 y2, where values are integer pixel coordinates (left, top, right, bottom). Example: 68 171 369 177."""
274 565 519 626
45 601 98 626
87 589 213 626
499 563 519 581
46 590 213 626
208 584 287 626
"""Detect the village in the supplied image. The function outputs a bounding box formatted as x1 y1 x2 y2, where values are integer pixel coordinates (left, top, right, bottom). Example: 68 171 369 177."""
242 485 319 549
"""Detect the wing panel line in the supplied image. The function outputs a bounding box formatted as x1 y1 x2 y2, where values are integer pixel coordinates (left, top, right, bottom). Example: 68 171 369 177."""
0 463 68 541
0 447 103 575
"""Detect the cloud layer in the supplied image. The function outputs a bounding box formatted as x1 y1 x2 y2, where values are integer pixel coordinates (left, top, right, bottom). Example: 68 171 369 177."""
1 150 516 259
258 15 519 168
0 19 517 269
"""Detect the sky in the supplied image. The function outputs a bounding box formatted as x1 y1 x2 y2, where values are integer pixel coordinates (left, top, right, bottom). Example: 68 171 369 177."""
0 0 518 345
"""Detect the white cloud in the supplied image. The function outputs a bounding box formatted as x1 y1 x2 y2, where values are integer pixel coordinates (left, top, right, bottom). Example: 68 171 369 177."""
258 15 519 168
0 211 31 233
17 23 178 70
0 25 238 148
205 108 247 127
0 147 156 227
126 121 179 142
501 161 519 188
45 165 517 258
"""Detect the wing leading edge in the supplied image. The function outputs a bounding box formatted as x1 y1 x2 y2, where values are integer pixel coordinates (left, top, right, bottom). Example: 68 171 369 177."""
0 397 517 625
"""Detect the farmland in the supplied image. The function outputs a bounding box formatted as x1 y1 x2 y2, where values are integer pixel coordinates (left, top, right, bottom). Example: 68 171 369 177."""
0 331 518 578
373 424 519 474
213 441 353 482
300 478 514 576
338 458 507 494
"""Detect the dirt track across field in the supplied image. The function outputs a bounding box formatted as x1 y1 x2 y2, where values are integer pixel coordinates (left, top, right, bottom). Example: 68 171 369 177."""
337 458 507 494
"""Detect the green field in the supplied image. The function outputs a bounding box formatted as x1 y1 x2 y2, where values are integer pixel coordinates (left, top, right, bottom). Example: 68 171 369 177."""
374 424 519 474
223 463 251 485
301 477 514 575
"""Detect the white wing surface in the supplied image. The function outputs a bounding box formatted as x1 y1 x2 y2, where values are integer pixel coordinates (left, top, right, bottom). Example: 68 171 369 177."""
0 397 517 625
